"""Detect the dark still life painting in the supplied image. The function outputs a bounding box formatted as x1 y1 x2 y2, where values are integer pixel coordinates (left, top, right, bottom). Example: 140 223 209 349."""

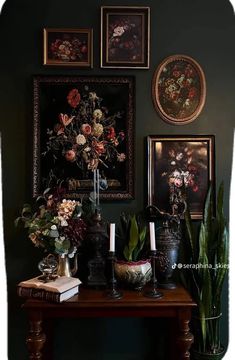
101 6 150 68
33 76 134 200
152 55 206 125
148 135 214 219
43 28 93 67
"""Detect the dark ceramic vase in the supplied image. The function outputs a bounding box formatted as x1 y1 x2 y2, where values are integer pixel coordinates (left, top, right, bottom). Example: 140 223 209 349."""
156 221 180 289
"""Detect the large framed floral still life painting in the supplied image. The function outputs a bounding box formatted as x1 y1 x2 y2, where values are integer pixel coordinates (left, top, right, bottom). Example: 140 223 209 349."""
33 76 135 200
152 55 206 125
101 6 150 68
43 28 93 67
147 135 215 219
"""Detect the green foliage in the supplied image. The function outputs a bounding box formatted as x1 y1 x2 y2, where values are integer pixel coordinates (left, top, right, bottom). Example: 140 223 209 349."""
118 213 147 262
183 182 229 354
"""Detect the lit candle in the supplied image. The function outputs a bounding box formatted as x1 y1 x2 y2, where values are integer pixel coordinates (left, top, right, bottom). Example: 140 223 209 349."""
110 223 115 252
149 222 156 251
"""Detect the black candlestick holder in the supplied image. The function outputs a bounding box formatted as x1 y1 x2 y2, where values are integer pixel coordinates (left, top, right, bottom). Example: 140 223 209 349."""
106 251 123 299
144 250 163 299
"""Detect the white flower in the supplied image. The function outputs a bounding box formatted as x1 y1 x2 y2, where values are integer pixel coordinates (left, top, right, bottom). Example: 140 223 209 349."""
176 152 183 161
117 153 126 162
51 225 57 230
89 92 98 101
93 109 103 120
76 134 86 145
113 26 125 37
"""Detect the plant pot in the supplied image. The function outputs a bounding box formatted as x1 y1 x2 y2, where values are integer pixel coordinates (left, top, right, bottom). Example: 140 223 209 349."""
114 259 152 290
191 347 226 360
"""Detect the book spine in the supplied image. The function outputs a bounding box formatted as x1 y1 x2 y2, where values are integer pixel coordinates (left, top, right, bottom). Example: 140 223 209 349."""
17 287 61 303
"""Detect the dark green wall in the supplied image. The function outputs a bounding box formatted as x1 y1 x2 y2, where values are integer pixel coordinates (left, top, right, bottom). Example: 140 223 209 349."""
0 0 234 359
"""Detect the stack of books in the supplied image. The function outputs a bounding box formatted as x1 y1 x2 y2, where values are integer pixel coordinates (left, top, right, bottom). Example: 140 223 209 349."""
17 276 81 303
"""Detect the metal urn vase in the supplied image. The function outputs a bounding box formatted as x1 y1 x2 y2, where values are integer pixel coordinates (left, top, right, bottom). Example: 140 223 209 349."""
156 220 180 289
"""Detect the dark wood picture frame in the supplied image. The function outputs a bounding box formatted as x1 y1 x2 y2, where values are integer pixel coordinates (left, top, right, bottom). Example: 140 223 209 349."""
101 6 150 69
43 28 93 68
147 135 215 219
152 55 206 125
33 76 135 200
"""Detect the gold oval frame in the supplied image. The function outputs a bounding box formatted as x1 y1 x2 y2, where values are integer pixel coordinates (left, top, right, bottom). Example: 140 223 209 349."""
152 55 206 125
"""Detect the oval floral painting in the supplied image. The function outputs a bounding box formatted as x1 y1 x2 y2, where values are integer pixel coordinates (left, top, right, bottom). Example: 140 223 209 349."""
152 55 206 125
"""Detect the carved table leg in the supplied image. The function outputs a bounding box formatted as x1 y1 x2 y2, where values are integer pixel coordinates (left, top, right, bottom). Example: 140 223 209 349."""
26 311 46 359
176 309 194 360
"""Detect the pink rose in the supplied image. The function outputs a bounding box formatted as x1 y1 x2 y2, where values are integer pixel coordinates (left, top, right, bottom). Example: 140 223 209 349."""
81 123 92 135
65 150 76 162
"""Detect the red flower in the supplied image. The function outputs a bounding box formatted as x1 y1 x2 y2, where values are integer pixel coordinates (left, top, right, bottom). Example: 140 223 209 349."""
185 65 195 78
173 70 181 78
92 140 106 155
188 87 197 99
67 89 81 108
65 150 76 162
106 127 116 140
118 131 125 140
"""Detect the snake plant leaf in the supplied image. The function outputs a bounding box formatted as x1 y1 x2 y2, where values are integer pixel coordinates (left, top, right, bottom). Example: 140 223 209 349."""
214 227 229 310
184 205 196 263
128 215 139 259
203 184 213 261
198 223 212 315
133 225 147 261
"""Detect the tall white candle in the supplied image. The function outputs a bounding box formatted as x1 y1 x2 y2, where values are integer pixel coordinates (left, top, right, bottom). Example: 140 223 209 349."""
149 222 156 251
110 223 115 252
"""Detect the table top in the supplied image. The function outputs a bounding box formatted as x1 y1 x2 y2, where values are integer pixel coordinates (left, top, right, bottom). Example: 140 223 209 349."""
22 285 196 312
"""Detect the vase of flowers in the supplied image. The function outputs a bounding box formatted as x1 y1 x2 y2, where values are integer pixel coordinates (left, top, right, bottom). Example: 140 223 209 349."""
42 87 126 191
15 188 87 276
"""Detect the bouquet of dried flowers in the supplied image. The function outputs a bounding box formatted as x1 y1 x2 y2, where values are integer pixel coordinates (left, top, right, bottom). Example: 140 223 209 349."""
15 188 87 256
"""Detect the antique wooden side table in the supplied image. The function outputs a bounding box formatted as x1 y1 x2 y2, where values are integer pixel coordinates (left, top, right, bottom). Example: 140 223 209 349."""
22 285 196 360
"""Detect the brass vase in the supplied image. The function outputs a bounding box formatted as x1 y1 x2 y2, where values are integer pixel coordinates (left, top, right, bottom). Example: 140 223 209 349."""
57 253 78 277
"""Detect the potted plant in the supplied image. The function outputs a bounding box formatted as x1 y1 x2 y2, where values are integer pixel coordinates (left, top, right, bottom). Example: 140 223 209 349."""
181 183 228 359
114 212 152 290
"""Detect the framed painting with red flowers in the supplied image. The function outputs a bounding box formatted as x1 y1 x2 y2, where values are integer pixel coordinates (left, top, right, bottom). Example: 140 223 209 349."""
147 135 215 219
101 6 150 68
152 55 206 125
43 28 93 67
33 76 135 200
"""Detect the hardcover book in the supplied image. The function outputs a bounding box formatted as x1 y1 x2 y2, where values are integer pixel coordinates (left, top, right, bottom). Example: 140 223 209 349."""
18 276 81 303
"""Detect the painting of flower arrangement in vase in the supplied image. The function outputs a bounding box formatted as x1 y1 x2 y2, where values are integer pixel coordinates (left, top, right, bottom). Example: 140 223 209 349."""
147 135 215 219
33 76 134 200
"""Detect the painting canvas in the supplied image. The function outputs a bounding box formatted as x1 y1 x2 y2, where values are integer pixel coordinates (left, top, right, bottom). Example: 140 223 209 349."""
152 55 206 125
148 135 215 219
43 28 93 67
101 6 150 68
33 76 134 200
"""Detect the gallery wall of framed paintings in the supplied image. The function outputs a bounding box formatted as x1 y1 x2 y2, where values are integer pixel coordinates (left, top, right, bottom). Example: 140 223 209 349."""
39 5 212 218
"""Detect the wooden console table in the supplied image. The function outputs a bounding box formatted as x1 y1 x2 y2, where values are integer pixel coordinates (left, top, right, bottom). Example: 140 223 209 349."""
22 285 196 360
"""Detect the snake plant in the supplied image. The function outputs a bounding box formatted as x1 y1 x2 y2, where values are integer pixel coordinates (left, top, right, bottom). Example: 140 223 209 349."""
117 213 147 262
182 182 228 355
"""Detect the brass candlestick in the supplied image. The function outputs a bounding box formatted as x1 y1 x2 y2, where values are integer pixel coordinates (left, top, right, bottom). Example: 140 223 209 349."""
144 250 163 299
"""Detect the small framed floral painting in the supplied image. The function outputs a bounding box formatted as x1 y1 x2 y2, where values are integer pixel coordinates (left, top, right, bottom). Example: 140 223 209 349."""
101 6 150 68
152 55 206 125
43 28 93 67
147 135 215 219
33 76 134 200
